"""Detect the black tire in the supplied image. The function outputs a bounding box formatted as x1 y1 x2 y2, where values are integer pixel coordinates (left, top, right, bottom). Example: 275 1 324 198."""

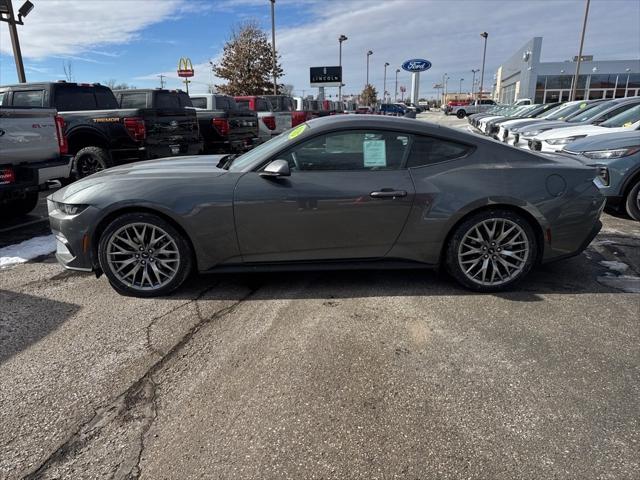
98 212 193 297
624 180 640 221
456 110 466 119
0 192 39 218
445 209 538 292
73 146 112 179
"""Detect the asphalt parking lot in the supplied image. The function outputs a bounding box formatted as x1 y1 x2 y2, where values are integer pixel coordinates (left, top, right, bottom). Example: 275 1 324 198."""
1 113 639 480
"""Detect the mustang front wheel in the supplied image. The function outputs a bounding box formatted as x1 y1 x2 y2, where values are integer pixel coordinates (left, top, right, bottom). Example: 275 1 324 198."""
98 213 193 297
446 210 537 291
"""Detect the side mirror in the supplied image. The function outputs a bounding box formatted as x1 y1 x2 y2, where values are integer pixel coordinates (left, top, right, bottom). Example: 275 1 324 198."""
260 159 290 178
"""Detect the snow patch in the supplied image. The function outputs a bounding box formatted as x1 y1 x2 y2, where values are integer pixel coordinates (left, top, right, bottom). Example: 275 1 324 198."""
599 260 629 273
597 275 640 294
0 235 56 268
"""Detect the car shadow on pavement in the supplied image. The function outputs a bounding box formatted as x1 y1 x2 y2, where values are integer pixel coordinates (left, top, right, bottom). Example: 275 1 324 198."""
0 289 80 365
173 252 629 304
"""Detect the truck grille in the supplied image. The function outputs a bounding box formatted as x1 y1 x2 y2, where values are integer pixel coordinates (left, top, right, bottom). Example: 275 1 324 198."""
530 140 542 151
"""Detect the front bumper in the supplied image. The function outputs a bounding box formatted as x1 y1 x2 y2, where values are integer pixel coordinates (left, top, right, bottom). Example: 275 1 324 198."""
48 200 100 272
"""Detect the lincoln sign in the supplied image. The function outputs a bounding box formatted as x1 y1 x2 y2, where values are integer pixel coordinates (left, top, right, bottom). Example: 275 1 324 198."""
401 59 432 72
310 66 342 87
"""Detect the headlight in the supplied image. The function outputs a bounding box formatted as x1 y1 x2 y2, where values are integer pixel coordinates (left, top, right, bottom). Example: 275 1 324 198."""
546 135 587 145
582 146 640 159
55 202 89 215
521 129 543 137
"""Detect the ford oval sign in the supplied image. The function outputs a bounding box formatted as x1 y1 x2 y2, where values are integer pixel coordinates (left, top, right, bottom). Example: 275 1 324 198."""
402 59 432 72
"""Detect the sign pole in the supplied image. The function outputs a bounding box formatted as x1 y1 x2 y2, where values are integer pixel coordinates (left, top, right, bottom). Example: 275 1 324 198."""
410 72 420 105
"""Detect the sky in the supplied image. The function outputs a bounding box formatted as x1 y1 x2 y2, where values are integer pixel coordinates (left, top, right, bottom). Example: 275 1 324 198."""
1 0 639 100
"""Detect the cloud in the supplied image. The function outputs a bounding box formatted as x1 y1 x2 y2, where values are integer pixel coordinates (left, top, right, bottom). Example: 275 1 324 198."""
0 0 182 59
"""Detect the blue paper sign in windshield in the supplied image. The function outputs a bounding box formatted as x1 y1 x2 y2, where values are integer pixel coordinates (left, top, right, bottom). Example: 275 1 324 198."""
402 59 432 72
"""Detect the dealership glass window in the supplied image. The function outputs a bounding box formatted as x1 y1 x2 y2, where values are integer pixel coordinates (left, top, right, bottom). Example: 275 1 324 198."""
119 93 147 108
535 76 546 89
588 90 605 100
534 90 545 103
545 75 573 89
627 73 640 88
573 89 586 100
279 130 410 171
589 74 617 89
12 90 45 107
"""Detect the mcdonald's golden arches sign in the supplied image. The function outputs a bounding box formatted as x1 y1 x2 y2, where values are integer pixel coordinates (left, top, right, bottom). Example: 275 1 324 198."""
177 57 194 78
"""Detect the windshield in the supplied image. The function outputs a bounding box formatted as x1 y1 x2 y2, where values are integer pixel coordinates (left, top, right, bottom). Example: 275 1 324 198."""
601 104 640 128
228 125 306 171
544 102 587 120
567 101 616 123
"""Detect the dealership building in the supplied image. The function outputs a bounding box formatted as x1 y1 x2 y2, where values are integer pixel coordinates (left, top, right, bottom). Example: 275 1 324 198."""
493 37 640 104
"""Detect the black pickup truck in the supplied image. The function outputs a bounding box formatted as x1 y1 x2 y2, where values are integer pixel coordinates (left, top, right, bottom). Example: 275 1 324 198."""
0 82 202 178
189 94 259 153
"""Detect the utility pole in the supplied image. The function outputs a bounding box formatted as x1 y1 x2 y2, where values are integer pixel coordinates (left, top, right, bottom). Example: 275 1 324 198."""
0 0 34 83
459 78 463 95
479 32 488 101
570 0 590 101
338 34 347 103
395 68 400 102
366 50 373 86
383 62 389 103
269 0 277 95
442 73 449 106
158 74 166 88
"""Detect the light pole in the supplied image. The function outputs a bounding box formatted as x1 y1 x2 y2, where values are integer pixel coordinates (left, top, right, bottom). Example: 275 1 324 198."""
479 31 488 100
0 0 34 83
366 50 373 86
442 73 449 106
471 69 479 99
338 34 347 103
570 0 590 101
383 62 389 103
269 0 277 94
395 68 400 102
459 78 464 96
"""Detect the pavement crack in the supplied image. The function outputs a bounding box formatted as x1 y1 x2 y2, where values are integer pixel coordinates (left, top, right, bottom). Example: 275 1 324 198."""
23 283 260 479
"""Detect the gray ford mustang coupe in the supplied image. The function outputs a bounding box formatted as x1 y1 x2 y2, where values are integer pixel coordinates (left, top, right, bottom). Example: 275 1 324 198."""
48 115 605 297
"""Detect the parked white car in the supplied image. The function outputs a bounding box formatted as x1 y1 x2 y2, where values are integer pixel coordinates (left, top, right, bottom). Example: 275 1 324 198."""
529 104 640 153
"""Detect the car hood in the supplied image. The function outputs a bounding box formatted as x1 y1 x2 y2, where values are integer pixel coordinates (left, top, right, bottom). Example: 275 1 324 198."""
536 124 609 140
51 155 229 203
563 130 640 152
499 118 541 128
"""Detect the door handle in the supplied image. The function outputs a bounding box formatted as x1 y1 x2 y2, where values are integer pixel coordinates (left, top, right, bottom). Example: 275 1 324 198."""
370 189 407 198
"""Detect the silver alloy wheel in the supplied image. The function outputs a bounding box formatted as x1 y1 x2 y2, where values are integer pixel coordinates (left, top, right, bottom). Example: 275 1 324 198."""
105 222 180 291
458 218 530 287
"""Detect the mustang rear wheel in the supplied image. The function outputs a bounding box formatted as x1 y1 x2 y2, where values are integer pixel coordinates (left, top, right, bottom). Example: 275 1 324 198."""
446 210 537 291
98 213 193 297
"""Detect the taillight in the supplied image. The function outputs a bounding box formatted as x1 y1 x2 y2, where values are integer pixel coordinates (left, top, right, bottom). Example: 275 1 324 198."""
212 117 230 136
262 115 276 130
54 115 68 155
124 117 146 141
291 111 306 127
0 167 16 185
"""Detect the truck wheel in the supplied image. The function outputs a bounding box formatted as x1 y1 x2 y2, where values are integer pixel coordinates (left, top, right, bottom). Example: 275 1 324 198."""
456 110 466 119
73 146 112 179
1 192 39 218
625 180 640 221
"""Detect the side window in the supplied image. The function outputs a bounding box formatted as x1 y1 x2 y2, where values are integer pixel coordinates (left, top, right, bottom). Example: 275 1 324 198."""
54 87 97 110
280 130 410 171
190 97 207 109
256 99 270 112
120 93 147 108
155 93 180 109
95 89 118 109
407 136 471 168
602 104 636 121
0 91 5 106
12 90 45 107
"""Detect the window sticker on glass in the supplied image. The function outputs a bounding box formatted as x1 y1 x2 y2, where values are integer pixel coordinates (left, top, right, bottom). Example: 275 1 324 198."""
363 139 387 167
288 124 307 139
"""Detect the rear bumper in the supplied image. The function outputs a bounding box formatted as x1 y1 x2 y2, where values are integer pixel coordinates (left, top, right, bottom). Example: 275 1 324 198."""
1 156 73 202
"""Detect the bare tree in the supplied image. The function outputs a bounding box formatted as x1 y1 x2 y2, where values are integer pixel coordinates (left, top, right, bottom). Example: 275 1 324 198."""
62 60 73 82
280 84 294 96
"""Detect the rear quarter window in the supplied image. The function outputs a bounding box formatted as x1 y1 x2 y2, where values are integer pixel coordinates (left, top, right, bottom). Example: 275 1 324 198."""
119 92 148 108
178 93 192 108
256 98 271 112
236 100 250 110
12 89 45 107
95 89 118 109
54 86 98 110
407 136 472 168
190 97 207 109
